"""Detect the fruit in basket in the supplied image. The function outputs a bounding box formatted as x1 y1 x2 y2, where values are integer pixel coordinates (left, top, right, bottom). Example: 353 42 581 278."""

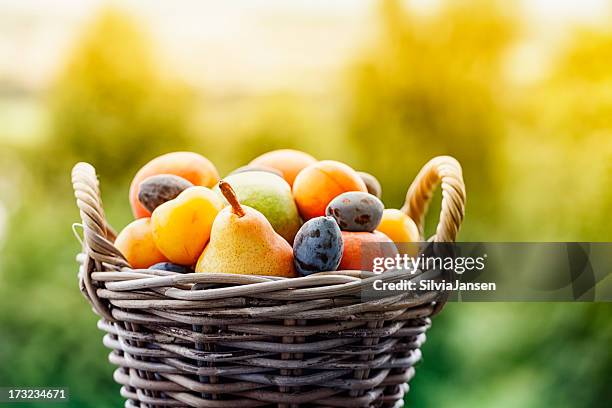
325 192 384 232
115 218 167 269
292 160 368 220
137 174 194 213
293 216 343 276
228 164 284 178
151 186 224 265
150 262 194 274
357 171 382 198
377 209 420 243
249 149 317 187
377 209 420 256
217 171 301 242
196 181 296 277
338 230 398 271
129 152 220 218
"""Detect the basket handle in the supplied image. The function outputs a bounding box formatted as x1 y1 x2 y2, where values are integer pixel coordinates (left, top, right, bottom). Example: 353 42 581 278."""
72 162 128 321
400 155 466 242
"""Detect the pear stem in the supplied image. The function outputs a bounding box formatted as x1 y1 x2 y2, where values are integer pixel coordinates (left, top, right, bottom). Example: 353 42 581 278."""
219 180 246 217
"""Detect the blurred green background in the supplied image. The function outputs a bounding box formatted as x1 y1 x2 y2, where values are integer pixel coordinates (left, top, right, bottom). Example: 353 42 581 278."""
1 0 611 406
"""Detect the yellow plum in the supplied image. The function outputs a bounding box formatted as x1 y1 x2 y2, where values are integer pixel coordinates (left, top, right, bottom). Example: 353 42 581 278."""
151 186 224 265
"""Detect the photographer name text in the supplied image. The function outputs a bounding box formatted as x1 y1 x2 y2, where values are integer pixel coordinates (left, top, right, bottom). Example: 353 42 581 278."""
373 279 496 292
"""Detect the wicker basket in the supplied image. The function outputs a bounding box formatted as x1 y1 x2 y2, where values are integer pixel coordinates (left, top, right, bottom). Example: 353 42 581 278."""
71 155 465 408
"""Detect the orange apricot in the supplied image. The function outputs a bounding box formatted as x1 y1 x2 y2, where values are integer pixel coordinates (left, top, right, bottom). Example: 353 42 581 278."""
292 160 367 220
338 231 398 272
114 218 168 269
250 149 317 187
377 209 420 243
129 152 219 218
377 209 421 256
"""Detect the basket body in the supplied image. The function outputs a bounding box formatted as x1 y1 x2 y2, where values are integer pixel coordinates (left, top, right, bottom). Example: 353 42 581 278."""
72 156 465 408
89 270 435 408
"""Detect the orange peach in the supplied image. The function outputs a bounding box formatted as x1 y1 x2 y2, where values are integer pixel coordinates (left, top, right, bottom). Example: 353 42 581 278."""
292 160 367 220
129 152 219 218
338 231 398 272
114 218 167 269
250 149 317 187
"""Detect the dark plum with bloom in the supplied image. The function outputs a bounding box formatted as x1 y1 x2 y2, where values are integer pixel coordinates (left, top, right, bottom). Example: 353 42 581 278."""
293 216 343 276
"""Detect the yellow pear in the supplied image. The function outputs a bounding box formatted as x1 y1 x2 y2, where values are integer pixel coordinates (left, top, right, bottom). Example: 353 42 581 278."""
196 181 296 277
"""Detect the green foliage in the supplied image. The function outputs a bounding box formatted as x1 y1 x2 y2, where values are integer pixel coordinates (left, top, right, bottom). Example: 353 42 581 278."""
503 26 612 240
0 199 122 407
46 7 196 180
346 0 517 223
410 303 612 408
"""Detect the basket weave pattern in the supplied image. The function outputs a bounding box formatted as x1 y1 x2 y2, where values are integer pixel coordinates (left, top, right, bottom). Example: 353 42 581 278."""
72 156 465 408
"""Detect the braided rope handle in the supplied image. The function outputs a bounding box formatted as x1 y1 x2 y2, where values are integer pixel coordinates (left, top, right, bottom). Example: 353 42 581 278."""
401 155 466 242
72 162 128 321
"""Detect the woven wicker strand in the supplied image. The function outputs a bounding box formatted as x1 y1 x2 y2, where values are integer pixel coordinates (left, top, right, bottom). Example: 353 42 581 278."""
72 156 465 408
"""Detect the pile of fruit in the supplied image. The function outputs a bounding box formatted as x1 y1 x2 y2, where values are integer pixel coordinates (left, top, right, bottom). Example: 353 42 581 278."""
115 150 420 277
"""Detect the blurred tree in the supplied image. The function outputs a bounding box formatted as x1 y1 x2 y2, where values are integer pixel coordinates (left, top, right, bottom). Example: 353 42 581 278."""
0 10 199 404
46 7 196 180
345 0 517 228
505 25 612 239
224 93 346 170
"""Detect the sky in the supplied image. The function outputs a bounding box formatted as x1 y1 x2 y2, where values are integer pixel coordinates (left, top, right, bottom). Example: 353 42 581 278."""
0 0 610 94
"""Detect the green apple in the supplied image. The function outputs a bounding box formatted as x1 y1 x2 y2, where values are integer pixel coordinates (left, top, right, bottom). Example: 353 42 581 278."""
215 171 301 242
